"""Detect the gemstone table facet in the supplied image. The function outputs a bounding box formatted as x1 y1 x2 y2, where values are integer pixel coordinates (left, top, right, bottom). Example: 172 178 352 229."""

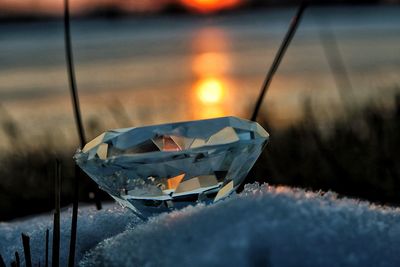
74 116 269 217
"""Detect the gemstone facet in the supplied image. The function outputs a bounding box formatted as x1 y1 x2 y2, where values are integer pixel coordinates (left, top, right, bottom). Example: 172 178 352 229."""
74 116 269 217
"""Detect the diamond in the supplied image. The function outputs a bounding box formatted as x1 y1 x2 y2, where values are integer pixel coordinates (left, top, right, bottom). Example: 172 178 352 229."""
74 116 269 217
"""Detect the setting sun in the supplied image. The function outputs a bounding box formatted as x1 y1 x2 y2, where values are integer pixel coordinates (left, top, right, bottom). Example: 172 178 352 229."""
196 78 225 104
180 0 242 13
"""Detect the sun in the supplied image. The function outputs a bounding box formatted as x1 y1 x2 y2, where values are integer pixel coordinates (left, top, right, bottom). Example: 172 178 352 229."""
196 77 225 104
180 0 242 14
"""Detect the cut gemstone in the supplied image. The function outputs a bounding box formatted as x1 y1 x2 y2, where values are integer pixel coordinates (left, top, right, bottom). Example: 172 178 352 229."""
74 116 269 217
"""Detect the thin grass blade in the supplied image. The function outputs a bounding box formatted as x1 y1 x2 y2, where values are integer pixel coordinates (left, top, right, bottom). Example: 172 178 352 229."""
318 24 354 112
21 234 32 267
250 2 307 121
68 166 79 267
45 229 49 267
14 252 19 267
51 160 61 267
0 254 5 267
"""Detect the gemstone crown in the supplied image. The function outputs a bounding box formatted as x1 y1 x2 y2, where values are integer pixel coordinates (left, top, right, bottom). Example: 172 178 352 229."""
74 116 269 217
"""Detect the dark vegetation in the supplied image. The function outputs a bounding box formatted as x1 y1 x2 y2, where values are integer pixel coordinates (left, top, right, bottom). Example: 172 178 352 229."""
249 93 400 205
0 149 105 221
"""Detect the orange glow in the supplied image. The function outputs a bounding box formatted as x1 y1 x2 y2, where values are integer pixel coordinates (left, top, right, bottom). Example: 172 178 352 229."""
192 77 229 119
163 136 181 151
192 52 230 76
196 78 225 104
197 105 226 118
190 27 234 120
180 0 242 14
192 28 230 53
167 174 185 190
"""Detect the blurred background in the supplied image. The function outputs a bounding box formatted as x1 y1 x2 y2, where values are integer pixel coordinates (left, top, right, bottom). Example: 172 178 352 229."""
0 0 399 220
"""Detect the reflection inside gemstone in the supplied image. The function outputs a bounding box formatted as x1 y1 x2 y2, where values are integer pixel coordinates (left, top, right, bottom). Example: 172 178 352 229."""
74 116 269 217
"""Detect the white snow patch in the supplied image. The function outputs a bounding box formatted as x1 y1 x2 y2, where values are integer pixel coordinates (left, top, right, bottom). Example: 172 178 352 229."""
80 184 400 267
0 203 139 266
2 184 400 267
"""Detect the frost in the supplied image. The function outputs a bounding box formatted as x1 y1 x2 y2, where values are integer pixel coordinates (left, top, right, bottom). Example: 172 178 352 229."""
0 204 139 266
80 183 400 267
2 184 400 267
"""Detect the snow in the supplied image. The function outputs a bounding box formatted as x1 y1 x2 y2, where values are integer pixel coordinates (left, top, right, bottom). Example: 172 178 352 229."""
2 183 400 267
0 204 139 266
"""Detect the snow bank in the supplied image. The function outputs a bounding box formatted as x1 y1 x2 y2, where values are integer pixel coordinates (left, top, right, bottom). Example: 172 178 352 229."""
2 184 400 267
81 184 400 267
0 204 139 266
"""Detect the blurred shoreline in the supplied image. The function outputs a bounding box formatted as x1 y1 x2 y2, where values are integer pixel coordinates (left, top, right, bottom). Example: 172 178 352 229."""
1 1 397 21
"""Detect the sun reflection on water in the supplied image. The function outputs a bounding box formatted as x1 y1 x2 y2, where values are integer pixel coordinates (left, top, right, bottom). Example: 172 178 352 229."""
193 76 228 118
190 27 234 119
192 52 230 76
196 77 224 104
